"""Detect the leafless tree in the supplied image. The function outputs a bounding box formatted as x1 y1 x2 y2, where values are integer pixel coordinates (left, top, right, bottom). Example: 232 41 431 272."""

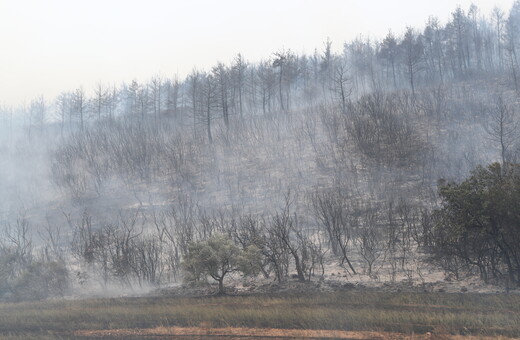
332 63 352 114
355 205 385 277
485 94 518 166
28 95 46 136
310 188 356 274
212 63 230 129
72 87 87 130
493 7 506 70
93 82 108 121
400 27 424 96
232 54 246 119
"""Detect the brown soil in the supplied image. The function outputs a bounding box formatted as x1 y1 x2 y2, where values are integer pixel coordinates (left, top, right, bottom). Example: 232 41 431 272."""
72 326 518 339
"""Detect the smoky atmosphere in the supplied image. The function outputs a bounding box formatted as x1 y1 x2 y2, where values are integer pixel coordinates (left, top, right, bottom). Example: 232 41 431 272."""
1 1 520 339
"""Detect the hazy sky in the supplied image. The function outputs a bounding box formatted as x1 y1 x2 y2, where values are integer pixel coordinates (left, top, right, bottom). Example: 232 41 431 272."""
0 0 515 107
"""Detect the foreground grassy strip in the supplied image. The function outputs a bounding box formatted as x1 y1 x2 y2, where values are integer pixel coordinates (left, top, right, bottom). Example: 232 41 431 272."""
0 291 519 338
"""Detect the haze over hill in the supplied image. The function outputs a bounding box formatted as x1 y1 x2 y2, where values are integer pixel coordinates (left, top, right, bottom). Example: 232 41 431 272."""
1 1 520 304
0 0 515 107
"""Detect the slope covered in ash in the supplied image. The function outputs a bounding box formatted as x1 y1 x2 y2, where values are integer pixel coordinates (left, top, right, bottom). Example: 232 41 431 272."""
0 3 519 300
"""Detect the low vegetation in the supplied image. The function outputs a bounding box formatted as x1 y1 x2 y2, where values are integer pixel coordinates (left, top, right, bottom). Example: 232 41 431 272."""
0 291 519 339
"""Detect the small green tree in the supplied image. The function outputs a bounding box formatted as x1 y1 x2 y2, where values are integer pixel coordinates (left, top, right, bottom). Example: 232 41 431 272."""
182 235 261 294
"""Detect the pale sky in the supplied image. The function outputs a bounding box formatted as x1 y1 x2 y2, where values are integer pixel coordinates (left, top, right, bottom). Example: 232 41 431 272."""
0 0 515 107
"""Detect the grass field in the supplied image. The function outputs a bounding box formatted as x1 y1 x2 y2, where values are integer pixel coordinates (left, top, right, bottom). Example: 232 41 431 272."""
0 291 519 339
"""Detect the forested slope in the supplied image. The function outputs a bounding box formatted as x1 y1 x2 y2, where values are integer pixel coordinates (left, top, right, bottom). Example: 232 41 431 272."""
1 3 520 300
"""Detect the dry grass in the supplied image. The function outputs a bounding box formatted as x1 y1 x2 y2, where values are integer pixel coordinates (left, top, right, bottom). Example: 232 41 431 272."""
0 291 519 339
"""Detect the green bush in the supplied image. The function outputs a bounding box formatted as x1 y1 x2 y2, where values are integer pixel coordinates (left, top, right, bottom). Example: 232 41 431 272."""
0 256 69 302
431 162 520 287
182 234 261 294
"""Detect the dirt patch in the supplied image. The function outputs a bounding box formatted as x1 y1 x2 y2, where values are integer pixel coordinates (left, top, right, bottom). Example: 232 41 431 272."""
152 278 516 300
72 326 516 339
153 280 359 298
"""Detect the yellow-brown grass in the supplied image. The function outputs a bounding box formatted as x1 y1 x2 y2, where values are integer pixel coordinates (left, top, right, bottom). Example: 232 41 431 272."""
0 291 518 339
